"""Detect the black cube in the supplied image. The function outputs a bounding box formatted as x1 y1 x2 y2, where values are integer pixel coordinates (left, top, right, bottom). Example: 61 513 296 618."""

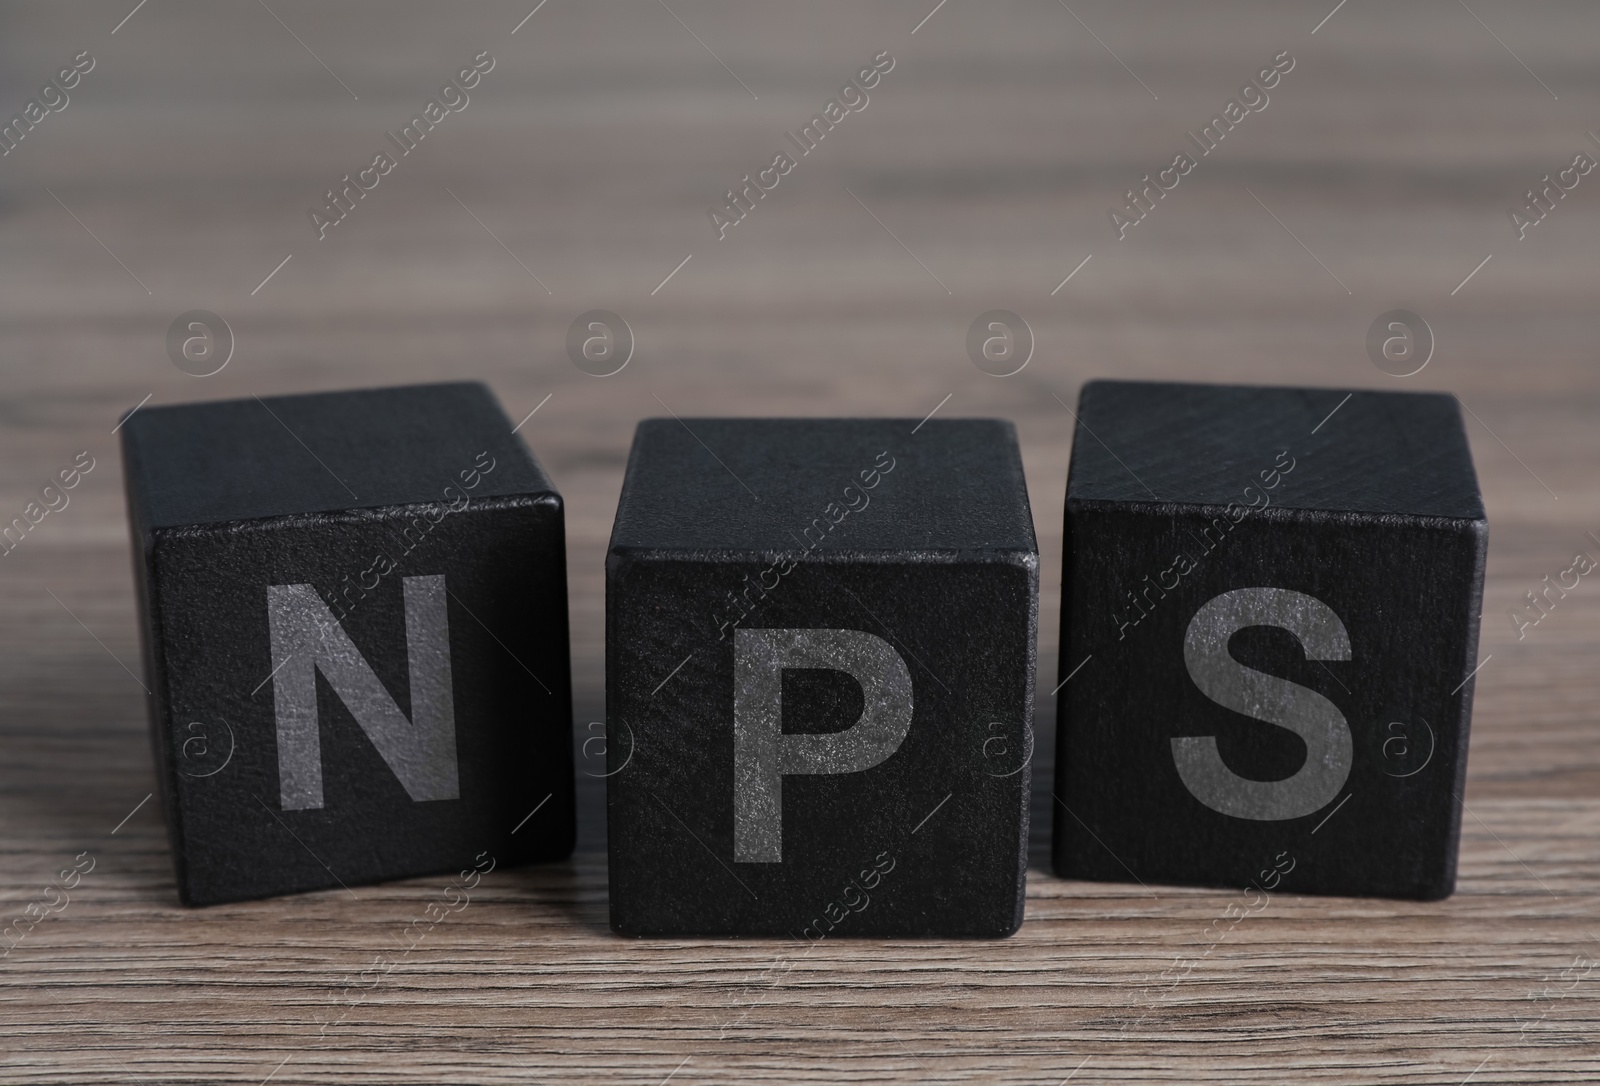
1054 380 1487 900
606 418 1037 937
121 382 575 905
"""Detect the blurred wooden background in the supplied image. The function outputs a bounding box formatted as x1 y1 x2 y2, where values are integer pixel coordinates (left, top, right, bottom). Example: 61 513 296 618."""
3 1 1599 1081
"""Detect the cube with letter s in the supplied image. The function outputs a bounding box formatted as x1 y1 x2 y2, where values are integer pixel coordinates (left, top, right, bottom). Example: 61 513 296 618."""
1054 380 1488 900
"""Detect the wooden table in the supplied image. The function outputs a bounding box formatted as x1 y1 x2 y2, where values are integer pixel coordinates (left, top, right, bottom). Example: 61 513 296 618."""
3 2 1598 1081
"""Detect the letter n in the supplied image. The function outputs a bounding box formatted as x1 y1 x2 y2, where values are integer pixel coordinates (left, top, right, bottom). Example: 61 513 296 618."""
733 628 913 862
267 575 458 810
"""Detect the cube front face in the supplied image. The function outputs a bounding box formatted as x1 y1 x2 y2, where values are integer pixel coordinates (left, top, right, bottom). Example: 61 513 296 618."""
1057 506 1482 899
607 554 1034 937
147 498 575 905
1054 381 1488 901
604 417 1038 938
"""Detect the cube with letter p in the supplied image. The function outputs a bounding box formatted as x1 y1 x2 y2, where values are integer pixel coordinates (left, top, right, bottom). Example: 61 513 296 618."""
606 418 1037 936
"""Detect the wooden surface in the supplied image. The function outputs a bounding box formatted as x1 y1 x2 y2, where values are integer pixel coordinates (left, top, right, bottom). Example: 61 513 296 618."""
4 1 1600 1081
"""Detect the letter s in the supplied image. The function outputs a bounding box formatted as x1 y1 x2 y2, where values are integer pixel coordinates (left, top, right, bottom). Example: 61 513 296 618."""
1173 588 1352 820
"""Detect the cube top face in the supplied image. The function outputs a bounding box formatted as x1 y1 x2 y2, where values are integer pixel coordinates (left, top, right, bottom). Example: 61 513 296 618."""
610 418 1035 556
607 419 1037 937
122 382 554 530
1068 380 1484 522
1055 381 1487 901
121 384 574 905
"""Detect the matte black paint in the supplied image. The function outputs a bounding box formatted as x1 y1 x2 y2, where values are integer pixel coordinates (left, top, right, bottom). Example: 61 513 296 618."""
606 418 1037 937
120 382 575 905
1054 380 1488 900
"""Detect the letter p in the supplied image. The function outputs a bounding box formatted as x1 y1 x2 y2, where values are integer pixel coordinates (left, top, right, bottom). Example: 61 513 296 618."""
733 628 913 862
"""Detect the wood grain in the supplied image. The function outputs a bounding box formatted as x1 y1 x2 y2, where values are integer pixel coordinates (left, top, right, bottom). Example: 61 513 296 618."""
3 1 1600 1081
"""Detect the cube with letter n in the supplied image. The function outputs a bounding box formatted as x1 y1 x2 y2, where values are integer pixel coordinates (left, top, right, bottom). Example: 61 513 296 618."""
120 382 574 904
606 418 1037 936
1054 380 1488 899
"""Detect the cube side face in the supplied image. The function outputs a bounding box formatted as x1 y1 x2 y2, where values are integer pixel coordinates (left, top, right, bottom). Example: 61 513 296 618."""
1054 503 1486 900
606 552 1035 937
142 498 574 905
128 515 188 891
